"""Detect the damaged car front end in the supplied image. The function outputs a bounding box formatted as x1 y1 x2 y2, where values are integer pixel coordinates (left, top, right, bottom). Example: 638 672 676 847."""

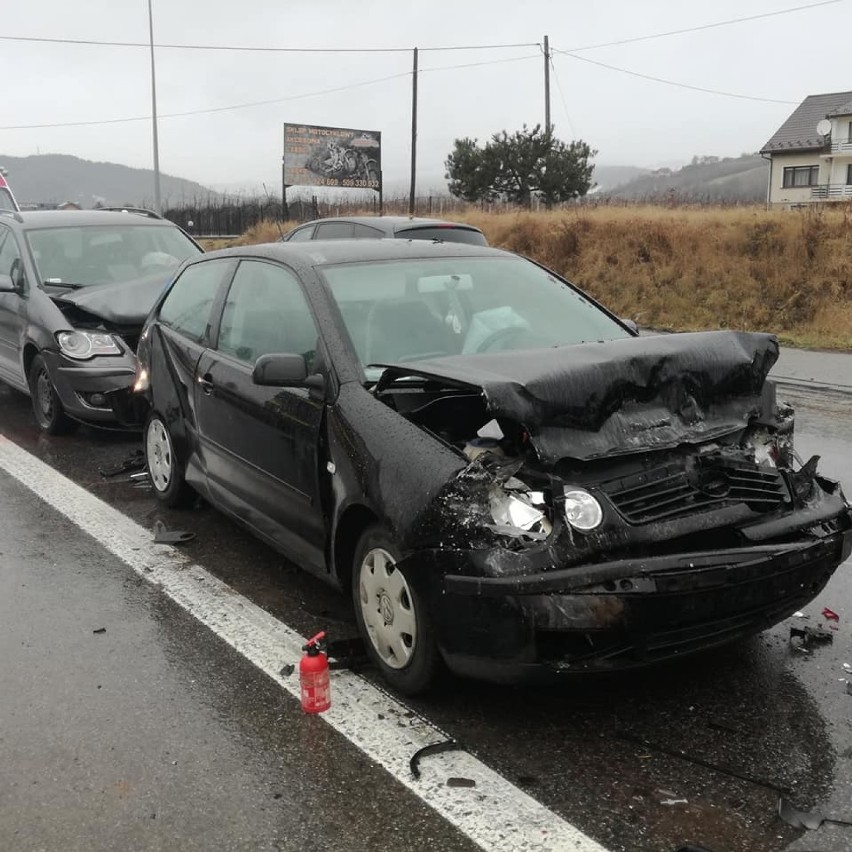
373 331 852 684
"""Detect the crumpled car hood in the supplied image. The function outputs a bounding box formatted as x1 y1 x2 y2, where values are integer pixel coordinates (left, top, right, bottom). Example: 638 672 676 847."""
49 273 171 326
378 330 779 462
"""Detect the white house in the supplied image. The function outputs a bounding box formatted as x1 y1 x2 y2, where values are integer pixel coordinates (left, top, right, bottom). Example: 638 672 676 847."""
761 90 852 206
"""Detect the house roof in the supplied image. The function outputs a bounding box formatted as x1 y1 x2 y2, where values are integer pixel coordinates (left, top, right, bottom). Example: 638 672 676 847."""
827 99 852 118
761 91 852 153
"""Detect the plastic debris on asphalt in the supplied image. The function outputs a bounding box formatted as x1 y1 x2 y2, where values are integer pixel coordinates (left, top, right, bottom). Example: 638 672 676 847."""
98 450 146 478
777 797 852 830
790 624 834 650
152 520 196 545
410 740 464 780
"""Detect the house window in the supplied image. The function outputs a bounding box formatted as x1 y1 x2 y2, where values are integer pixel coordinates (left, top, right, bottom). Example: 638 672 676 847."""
847 164 852 185
848 121 852 143
782 165 820 188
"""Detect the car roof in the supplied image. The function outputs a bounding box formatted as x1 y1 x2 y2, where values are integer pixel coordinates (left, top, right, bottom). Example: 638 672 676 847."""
291 215 483 235
2 210 176 229
202 238 506 267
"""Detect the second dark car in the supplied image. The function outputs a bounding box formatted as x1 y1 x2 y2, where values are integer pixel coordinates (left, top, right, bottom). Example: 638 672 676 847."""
135 239 851 694
0 209 202 432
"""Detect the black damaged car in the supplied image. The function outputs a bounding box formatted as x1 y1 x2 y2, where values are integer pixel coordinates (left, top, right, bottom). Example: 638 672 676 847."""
0 209 202 433
134 240 852 694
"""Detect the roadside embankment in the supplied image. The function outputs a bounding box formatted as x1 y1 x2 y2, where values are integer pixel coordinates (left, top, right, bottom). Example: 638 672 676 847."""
235 204 852 350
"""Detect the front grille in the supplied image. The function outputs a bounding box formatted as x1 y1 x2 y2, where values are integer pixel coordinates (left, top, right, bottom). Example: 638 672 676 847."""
601 457 787 524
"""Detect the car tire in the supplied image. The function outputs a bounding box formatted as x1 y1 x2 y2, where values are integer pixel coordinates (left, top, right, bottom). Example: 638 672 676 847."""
27 353 78 435
352 525 443 695
144 411 194 508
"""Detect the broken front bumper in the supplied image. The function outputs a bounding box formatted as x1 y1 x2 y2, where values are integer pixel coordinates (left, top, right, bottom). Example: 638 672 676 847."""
41 348 138 426
427 509 852 684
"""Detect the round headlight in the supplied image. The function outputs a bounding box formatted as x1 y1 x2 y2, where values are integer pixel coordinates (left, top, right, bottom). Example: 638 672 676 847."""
563 488 603 531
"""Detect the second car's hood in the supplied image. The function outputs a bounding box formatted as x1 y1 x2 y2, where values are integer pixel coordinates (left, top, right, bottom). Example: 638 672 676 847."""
49 273 171 326
378 330 779 462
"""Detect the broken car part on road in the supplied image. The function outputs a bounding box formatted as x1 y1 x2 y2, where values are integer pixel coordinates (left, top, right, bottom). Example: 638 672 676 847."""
132 239 852 693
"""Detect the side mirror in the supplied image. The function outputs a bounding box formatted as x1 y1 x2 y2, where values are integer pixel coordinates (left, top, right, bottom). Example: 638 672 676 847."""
620 317 639 334
252 353 324 391
0 273 17 293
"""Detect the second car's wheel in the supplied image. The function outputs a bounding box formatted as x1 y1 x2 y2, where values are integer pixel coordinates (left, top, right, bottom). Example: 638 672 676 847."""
352 525 443 695
27 353 78 435
144 412 194 508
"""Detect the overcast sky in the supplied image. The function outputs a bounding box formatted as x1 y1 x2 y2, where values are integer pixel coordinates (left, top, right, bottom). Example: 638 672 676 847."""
1 0 849 195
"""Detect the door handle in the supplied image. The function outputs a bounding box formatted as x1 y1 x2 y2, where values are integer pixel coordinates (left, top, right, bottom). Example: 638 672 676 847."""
198 373 215 395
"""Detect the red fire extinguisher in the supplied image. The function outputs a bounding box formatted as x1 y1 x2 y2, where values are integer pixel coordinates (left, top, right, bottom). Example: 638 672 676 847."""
300 631 331 714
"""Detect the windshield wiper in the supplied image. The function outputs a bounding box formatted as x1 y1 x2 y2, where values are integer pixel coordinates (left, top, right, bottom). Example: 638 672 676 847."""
43 280 85 290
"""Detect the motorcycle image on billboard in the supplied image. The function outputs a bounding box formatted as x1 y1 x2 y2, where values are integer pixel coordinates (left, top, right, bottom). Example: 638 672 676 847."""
283 123 381 191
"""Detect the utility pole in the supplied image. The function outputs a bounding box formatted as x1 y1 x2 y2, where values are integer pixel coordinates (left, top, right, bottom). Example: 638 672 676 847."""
543 34 551 135
409 47 418 216
147 0 162 214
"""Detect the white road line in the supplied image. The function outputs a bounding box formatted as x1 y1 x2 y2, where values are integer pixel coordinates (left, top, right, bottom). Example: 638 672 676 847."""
0 435 608 852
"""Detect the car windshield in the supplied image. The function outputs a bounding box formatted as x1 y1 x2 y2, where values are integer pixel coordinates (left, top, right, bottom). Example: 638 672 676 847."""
322 255 631 380
27 224 201 287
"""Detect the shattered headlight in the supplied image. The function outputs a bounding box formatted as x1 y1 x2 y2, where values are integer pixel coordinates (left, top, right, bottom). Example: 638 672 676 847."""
56 330 122 360
563 488 603 531
489 482 552 540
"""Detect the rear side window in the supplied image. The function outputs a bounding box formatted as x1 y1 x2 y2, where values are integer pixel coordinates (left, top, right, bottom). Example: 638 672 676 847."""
315 222 355 240
352 223 384 239
285 226 315 242
158 260 234 343
396 226 486 246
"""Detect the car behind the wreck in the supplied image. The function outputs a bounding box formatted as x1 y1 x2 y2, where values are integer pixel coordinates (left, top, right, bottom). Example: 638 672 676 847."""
136 241 852 694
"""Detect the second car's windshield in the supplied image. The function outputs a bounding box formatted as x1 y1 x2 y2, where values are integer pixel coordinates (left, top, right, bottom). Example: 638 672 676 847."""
27 224 201 287
322 255 631 378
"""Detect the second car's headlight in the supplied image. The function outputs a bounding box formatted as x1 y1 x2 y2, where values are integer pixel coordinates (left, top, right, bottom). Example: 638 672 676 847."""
563 487 603 531
56 330 122 360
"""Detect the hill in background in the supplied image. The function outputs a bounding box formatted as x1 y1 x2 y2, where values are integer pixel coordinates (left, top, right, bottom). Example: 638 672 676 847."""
0 154 217 208
0 151 770 209
602 154 768 203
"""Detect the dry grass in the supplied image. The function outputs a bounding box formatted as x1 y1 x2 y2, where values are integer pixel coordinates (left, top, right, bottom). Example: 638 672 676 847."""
236 204 852 350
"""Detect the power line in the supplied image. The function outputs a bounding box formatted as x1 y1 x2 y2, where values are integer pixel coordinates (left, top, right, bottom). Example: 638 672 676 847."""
0 71 412 130
548 58 575 138
563 0 842 52
552 49 799 105
0 33 539 53
421 53 540 75
0 52 539 131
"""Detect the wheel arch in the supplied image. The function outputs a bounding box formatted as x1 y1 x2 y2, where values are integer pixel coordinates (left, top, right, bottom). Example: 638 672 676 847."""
333 504 379 591
22 342 40 386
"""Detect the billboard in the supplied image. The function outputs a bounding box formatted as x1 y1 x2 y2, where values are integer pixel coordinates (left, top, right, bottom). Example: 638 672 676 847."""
283 123 381 191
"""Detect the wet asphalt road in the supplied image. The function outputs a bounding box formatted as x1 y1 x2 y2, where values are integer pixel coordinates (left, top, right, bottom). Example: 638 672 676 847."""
2 349 852 852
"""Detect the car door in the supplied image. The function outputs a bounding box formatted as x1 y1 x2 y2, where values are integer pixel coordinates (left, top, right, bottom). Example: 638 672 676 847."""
149 258 237 486
0 224 28 387
194 259 326 571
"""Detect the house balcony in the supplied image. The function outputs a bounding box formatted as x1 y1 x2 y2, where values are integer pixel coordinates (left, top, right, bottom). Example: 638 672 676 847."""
810 184 852 199
831 140 852 154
